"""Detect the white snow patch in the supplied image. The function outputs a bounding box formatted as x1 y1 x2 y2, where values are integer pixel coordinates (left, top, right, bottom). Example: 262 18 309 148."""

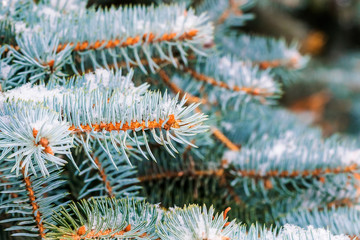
174 13 198 33
0 115 11 125
37 6 61 25
222 150 239 167
342 149 360 166
30 118 61 134
14 21 28 34
278 224 350 240
268 131 297 159
85 69 131 91
283 48 309 69
0 62 13 80
1 83 64 104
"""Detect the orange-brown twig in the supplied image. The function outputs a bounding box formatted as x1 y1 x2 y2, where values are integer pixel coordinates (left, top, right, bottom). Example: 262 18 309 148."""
70 224 141 240
21 167 45 238
158 70 239 152
257 60 281 70
68 114 181 133
1 29 199 54
138 169 224 183
183 67 273 97
211 127 240 152
94 157 114 197
235 164 359 179
158 70 207 105
217 0 243 25
58 29 198 53
255 58 302 70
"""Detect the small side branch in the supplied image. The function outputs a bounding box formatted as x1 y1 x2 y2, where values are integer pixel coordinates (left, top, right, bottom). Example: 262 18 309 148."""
72 224 138 239
158 70 207 105
211 127 240 152
183 66 273 98
94 157 114 198
21 167 45 238
235 164 359 180
158 70 240 152
217 0 243 25
138 169 224 183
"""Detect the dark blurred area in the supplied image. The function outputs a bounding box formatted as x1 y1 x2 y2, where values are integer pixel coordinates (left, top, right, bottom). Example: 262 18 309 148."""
243 0 360 59
243 0 360 137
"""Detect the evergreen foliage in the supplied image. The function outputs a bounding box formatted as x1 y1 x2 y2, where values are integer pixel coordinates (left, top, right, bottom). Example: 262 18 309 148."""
0 0 359 239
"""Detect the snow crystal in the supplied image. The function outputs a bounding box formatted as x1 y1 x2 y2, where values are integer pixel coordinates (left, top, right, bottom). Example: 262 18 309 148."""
0 62 12 80
37 6 61 25
218 57 245 80
256 74 277 92
283 48 308 69
174 14 198 33
222 150 239 166
217 57 278 94
94 69 111 86
221 122 233 131
30 118 61 134
0 115 11 125
195 217 226 240
84 69 118 91
14 21 28 34
135 20 152 33
268 142 287 158
117 93 141 108
342 149 360 166
218 57 232 71
268 131 297 159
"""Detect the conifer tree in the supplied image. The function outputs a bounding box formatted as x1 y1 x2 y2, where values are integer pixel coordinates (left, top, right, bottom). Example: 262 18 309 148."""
0 0 359 239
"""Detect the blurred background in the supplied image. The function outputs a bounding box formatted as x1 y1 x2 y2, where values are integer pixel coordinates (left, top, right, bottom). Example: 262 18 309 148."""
89 0 360 137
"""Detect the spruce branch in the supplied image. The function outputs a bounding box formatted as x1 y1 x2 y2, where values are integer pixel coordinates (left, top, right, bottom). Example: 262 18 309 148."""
196 0 255 27
0 164 68 238
19 166 46 238
2 3 214 79
171 55 282 111
132 131 247 216
0 69 208 175
0 102 73 176
278 207 360 238
47 197 356 239
46 198 160 240
219 35 309 83
230 223 353 240
156 204 237 240
7 33 73 87
223 132 360 214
